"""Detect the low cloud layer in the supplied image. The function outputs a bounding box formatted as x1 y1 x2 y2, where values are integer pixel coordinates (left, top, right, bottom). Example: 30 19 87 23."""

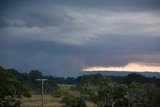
0 0 160 76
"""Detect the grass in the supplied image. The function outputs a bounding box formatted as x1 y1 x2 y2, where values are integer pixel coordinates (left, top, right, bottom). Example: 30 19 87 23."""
21 95 97 107
58 84 80 97
21 84 97 107
58 84 75 90
21 95 64 107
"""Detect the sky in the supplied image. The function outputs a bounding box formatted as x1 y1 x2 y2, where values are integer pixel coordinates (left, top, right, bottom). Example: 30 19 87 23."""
0 0 160 76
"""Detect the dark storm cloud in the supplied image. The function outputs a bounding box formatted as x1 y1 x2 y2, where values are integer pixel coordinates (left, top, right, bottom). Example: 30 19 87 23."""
1 0 160 9
58 0 160 12
0 7 73 28
0 0 160 28
0 0 75 28
85 35 160 66
0 0 160 76
0 34 159 76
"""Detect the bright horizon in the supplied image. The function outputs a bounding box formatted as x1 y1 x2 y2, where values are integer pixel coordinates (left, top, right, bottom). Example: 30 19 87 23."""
83 62 160 72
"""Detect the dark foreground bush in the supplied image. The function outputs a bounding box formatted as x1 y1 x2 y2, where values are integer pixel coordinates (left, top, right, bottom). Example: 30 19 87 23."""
0 66 31 107
62 95 86 107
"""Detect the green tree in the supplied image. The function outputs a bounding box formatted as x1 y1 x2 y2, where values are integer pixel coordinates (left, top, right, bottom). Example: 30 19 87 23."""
142 83 160 107
112 84 127 107
51 86 63 101
0 65 31 107
96 76 115 107
28 70 42 93
43 76 57 94
76 75 93 100
93 76 127 107
125 82 146 107
62 94 86 107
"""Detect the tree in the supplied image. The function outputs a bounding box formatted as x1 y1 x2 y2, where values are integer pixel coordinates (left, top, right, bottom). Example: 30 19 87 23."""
62 94 86 107
93 76 127 107
142 83 160 107
76 75 93 100
43 76 57 94
28 70 42 93
95 76 115 107
126 73 146 84
51 86 63 101
0 65 31 107
125 82 148 107
112 84 127 107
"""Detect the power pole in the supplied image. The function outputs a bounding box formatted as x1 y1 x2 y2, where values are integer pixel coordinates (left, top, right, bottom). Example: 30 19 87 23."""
36 79 47 107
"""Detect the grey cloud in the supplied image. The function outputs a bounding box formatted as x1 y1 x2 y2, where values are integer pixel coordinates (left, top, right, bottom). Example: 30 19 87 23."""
1 0 160 28
85 35 160 66
0 0 160 76
0 8 73 28
1 34 159 76
34 0 160 10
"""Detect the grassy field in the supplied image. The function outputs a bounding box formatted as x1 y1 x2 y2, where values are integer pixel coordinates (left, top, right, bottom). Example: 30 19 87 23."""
58 84 80 97
58 84 75 90
21 84 97 107
21 95 64 107
21 95 97 107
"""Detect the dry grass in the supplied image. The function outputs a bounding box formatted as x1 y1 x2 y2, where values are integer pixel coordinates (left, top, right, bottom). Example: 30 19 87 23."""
21 95 64 107
21 102 63 107
21 84 97 107
86 102 97 107
58 84 75 90
21 95 97 107
58 84 80 97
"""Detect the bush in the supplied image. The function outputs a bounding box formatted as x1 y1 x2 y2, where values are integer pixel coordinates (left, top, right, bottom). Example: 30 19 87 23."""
0 66 31 107
62 94 86 107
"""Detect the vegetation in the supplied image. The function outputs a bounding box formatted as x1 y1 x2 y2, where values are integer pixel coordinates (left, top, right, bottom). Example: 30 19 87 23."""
0 66 31 107
0 65 160 107
62 94 86 107
6 69 58 94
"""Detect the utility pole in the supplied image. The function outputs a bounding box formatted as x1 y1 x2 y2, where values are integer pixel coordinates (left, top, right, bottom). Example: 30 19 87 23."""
36 79 47 107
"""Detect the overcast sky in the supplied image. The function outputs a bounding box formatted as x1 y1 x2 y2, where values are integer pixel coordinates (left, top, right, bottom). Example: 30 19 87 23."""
0 0 160 76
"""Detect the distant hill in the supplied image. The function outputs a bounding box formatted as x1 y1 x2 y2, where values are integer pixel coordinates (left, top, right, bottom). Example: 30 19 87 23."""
82 71 160 78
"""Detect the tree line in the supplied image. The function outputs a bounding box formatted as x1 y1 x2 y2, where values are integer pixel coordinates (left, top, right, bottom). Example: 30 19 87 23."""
54 73 160 88
3 67 160 88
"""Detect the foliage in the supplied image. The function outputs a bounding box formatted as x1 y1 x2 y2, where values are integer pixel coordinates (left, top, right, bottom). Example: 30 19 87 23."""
95 76 117 107
141 83 160 107
2 65 160 107
76 75 94 100
62 94 86 107
76 75 160 107
44 76 58 94
120 82 160 107
6 69 57 94
110 73 160 87
0 65 31 107
54 73 160 88
51 86 64 101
